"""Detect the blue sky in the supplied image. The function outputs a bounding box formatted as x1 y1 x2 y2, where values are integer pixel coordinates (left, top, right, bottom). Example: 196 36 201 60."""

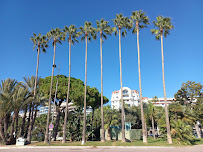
1 0 203 104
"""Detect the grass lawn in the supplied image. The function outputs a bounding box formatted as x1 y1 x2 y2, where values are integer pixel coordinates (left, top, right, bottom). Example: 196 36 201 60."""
33 137 203 146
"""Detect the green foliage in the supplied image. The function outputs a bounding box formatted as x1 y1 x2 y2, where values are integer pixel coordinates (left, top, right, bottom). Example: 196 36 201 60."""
171 119 195 145
112 13 133 37
130 10 149 33
79 21 97 42
62 25 81 44
30 33 49 52
39 75 108 109
96 18 112 42
46 27 63 45
151 16 174 40
174 81 203 104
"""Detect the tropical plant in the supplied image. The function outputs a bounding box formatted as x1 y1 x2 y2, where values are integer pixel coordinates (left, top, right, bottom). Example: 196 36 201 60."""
112 13 132 142
44 27 63 143
61 25 80 143
130 10 150 143
95 18 112 142
103 106 121 140
171 119 195 145
79 21 97 145
151 16 174 144
30 33 48 98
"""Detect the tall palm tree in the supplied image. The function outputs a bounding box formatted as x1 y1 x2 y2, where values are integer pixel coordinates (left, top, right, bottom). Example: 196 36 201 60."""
130 10 149 143
21 76 39 143
44 28 63 143
62 25 80 143
79 22 96 145
112 13 132 142
95 18 111 142
30 33 48 98
151 16 174 144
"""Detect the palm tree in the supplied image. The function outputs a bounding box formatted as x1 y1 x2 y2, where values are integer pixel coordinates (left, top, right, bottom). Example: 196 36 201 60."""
130 10 149 143
95 18 111 142
61 25 80 143
79 22 97 145
151 16 174 144
0 79 17 145
44 28 63 143
112 13 132 142
30 33 48 98
21 76 39 143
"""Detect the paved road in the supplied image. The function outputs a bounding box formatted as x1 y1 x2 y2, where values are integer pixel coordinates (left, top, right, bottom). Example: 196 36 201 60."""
0 146 203 152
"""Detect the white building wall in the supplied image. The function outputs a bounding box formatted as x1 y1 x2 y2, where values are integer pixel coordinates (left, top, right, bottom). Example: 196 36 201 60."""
111 87 140 109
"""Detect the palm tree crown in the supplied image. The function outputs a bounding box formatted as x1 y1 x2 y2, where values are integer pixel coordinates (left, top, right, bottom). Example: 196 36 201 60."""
62 25 80 44
46 27 63 44
30 33 49 52
96 18 111 41
151 16 174 40
79 21 97 42
130 10 150 33
112 13 132 36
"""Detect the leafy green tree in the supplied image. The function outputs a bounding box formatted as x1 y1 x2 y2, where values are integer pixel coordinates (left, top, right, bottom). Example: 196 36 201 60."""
130 10 149 143
112 13 132 142
103 106 121 140
169 102 182 121
61 25 80 143
171 119 194 145
175 81 203 104
44 27 63 143
79 22 97 145
148 101 156 139
0 79 17 144
95 18 111 142
151 16 174 144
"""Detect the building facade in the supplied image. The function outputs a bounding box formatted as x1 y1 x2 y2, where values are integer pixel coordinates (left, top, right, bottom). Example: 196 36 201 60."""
111 87 140 109
111 87 176 109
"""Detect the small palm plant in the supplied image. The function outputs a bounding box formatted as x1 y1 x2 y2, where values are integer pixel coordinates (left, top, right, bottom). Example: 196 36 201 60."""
61 25 80 143
30 33 48 98
79 21 97 145
112 13 132 142
44 27 63 143
130 10 149 143
151 16 174 144
95 18 111 142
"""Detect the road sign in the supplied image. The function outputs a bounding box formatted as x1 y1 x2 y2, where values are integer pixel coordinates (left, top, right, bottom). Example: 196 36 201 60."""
49 124 54 130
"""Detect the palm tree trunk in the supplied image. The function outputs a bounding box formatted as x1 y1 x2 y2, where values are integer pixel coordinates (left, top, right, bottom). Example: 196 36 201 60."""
34 45 40 97
62 38 71 143
53 108 61 141
107 126 111 141
119 28 126 142
24 104 31 138
4 114 9 138
195 123 201 138
136 24 147 143
0 117 8 145
20 106 27 137
15 112 19 138
81 35 88 145
44 39 56 143
161 33 172 144
100 32 105 142
27 103 34 143
151 117 156 139
9 114 15 142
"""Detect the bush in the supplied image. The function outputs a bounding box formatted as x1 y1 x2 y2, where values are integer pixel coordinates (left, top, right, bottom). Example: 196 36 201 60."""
171 120 195 145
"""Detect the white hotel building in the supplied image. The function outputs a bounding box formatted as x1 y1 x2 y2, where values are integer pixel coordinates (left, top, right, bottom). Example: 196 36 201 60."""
111 87 175 109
